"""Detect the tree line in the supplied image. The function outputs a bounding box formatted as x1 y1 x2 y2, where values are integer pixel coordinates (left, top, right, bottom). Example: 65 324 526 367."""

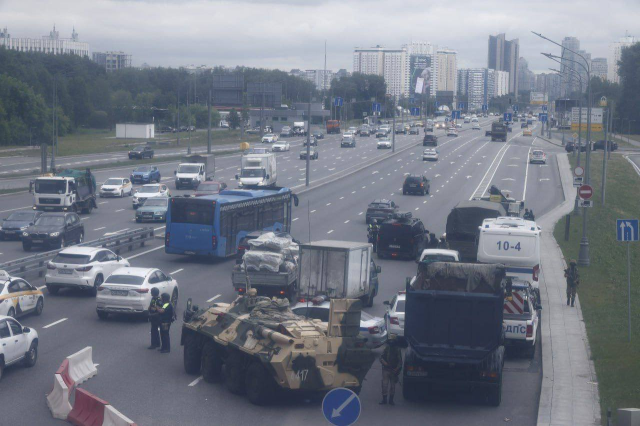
0 48 318 146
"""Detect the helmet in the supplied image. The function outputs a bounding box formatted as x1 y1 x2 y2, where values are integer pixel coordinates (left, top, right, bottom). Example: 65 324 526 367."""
570 259 577 266
151 287 160 297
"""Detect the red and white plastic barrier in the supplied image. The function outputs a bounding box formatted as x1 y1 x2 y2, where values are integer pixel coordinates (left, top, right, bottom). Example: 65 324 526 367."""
103 405 137 426
46 374 73 420
67 388 109 426
67 346 98 385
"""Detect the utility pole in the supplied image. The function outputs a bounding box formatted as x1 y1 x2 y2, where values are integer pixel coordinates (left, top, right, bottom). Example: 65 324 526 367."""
306 94 311 187
602 101 612 205
177 85 181 147
207 88 212 154
323 40 327 129
392 95 396 153
187 88 192 154
51 77 56 171
260 82 265 139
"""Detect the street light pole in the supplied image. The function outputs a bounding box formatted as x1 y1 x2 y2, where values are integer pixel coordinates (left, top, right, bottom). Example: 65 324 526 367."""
187 88 192 155
306 93 311 187
392 95 396 153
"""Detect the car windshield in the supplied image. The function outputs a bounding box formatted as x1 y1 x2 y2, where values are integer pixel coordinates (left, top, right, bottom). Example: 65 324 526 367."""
35 179 66 194
369 203 391 209
533 151 544 156
178 165 200 173
395 300 406 313
264 134 274 138
198 183 220 192
105 275 145 285
53 253 91 265
133 147 144 152
241 169 266 178
134 166 152 172
422 254 457 263
104 179 123 185
142 198 167 207
7 212 36 221
140 185 160 193
35 216 64 226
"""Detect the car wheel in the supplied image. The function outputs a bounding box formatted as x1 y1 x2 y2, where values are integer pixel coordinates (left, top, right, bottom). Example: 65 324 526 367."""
23 342 38 368
46 285 59 295
22 241 31 251
245 362 275 405
7 307 15 318
97 311 109 320
120 190 124 198
171 288 179 309
35 297 44 316
78 233 84 244
90 274 103 297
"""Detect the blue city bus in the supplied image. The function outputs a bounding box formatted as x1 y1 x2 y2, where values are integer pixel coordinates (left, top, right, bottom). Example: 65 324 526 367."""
165 188 298 257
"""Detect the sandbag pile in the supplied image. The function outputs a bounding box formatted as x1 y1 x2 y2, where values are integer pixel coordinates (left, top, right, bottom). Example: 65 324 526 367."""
239 232 299 273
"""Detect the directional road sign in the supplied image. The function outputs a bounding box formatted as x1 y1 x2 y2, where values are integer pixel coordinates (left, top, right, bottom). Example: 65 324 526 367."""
322 388 361 426
617 219 639 242
458 102 465 110
410 107 420 116
434 101 439 107
572 132 579 139
503 112 512 122
573 176 584 187
513 105 519 112
482 104 488 111
334 97 343 107
539 113 548 123
542 105 548 112
578 184 593 200
372 102 381 113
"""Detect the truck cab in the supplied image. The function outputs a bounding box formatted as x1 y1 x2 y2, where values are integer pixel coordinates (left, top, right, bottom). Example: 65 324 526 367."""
236 153 277 187
175 154 215 189
31 169 97 214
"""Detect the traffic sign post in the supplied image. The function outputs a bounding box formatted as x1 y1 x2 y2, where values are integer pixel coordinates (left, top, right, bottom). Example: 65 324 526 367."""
574 166 584 177
482 104 488 111
503 112 512 122
458 102 464 110
334 97 343 107
322 388 361 426
617 219 639 342
573 176 584 187
542 105 548 112
513 105 519 112
372 102 381 113
539 113 548 123
578 184 593 200
578 199 593 208
410 107 420 116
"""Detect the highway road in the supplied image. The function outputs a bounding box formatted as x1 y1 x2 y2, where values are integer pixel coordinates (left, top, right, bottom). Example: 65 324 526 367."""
0 118 565 425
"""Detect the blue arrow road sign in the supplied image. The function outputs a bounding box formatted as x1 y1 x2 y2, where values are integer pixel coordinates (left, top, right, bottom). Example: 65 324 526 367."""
539 113 548 123
542 105 548 112
334 97 343 107
482 104 488 111
503 112 512 122
617 219 639 242
513 105 519 112
322 388 361 426
372 102 381 113
411 107 420 116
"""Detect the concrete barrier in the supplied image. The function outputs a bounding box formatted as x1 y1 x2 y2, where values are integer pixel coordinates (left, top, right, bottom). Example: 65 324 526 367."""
67 388 108 426
67 347 98 385
103 405 137 426
56 358 75 389
46 374 72 420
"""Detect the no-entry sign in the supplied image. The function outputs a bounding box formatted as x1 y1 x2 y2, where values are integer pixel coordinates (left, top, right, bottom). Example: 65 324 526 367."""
579 184 593 200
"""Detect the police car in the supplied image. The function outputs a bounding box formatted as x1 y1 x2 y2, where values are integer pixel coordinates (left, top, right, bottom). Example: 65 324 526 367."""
384 291 405 337
0 315 39 380
0 271 44 318
503 280 540 358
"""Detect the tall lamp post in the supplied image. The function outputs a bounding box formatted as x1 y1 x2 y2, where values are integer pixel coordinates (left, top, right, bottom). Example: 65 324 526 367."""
535 31 593 266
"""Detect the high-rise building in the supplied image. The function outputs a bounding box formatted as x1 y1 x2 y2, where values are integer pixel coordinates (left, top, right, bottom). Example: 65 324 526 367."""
493 70 509 97
304 70 334 91
591 57 607 80
0 25 89 57
488 33 519 95
458 68 509 110
608 35 637 83
403 41 437 97
435 48 457 93
92 51 132 72
560 37 583 94
535 73 563 100
517 57 536 92
353 46 407 98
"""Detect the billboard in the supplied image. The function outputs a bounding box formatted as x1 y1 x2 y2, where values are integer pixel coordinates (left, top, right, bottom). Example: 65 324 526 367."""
571 107 603 132
410 54 432 97
530 92 548 105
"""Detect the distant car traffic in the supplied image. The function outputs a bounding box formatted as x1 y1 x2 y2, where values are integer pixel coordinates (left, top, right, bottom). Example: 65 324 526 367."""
261 134 279 143
529 149 547 164
100 178 133 198
0 211 42 241
447 127 458 137
403 175 430 195
366 199 399 225
384 291 405 337
423 134 438 146
593 140 618 151
271 141 290 152
128 146 154 160
377 212 428 260
312 131 324 139
360 127 371 137
472 122 481 130
0 315 39 380
132 184 170 209
409 127 420 135
22 212 84 251
422 148 439 161
0 271 44 318
45 247 130 296
523 128 533 136
377 138 392 149
341 134 356 148
194 181 227 197
136 198 169 223
299 148 319 160
130 165 161 184
279 126 293 138
303 138 317 147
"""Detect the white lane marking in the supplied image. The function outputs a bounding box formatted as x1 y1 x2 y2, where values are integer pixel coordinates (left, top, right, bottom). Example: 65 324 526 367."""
94 227 106 231
339 196 344 200
126 244 164 260
115 209 125 212
293 218 299 222
0 206 31 214
326 203 331 206
415 207 419 211
469 142 512 200
344 220 350 224
43 318 68 329
154 226 166 231
540 178 550 181
207 294 221 303
327 230 334 234
81 217 89 221
170 268 184 275
358 212 363 215
188 376 204 387
502 178 515 181
104 228 129 236
98 202 108 205
351 191 356 194
310 210 316 213
522 147 532 201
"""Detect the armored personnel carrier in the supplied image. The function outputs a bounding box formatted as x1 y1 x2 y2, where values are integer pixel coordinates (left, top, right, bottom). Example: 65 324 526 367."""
181 290 375 405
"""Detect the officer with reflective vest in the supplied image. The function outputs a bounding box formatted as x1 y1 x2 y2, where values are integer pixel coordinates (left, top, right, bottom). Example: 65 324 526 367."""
156 293 174 353
147 287 162 350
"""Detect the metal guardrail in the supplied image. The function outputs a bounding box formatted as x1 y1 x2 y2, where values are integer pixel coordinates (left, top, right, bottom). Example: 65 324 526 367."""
0 227 156 279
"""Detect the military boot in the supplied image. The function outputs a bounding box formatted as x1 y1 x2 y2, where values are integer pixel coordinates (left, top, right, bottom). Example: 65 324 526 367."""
571 297 575 307
567 297 570 306
389 395 395 406
379 396 387 405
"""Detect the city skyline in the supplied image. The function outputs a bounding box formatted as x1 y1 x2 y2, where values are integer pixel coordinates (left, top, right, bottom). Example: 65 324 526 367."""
1 0 637 73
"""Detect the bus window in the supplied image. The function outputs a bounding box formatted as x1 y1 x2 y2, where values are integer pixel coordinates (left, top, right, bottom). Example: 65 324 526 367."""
171 199 214 225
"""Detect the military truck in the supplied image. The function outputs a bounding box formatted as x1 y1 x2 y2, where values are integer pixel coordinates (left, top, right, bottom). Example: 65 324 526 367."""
403 262 509 406
490 121 507 142
30 168 97 213
181 292 375 405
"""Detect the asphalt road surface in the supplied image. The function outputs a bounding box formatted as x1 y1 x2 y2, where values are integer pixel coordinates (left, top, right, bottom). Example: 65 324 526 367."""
0 119 564 425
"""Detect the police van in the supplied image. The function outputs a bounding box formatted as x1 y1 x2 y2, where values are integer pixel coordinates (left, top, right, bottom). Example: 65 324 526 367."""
477 217 541 296
503 280 540 358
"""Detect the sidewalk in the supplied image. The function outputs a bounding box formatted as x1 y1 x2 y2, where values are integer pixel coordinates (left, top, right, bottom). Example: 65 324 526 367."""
612 133 640 148
536 153 601 425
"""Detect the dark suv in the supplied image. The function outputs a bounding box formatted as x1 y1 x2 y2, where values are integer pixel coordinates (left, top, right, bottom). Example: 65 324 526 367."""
22 212 84 251
128 146 154 159
366 199 399 225
423 134 438 146
593 140 618 151
377 212 428 260
403 175 430 195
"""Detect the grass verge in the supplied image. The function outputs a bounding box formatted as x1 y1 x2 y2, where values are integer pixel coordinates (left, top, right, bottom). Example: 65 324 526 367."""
553 152 640 424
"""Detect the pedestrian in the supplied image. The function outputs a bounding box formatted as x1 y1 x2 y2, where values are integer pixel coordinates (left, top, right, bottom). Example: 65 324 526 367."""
437 234 450 249
429 232 438 248
564 259 580 307
156 293 174 353
379 334 402 406
147 287 162 350
529 209 535 221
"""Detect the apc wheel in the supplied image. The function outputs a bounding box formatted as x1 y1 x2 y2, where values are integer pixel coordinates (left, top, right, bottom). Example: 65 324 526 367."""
90 275 103 297
245 362 275 405
183 333 202 375
22 242 31 251
171 288 179 309
201 341 223 382
35 298 44 316
225 355 246 395
23 342 38 368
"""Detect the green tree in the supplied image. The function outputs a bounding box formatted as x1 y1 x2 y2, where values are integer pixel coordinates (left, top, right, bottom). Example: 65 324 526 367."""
228 109 240 129
617 43 640 133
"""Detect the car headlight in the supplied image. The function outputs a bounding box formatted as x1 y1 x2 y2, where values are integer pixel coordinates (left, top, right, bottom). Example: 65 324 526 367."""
154 212 164 216
50 232 60 237
20 226 28 230
23 232 29 237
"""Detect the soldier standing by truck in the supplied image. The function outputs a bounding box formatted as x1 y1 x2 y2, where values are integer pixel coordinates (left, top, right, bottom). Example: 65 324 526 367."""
564 260 579 307
379 334 403 406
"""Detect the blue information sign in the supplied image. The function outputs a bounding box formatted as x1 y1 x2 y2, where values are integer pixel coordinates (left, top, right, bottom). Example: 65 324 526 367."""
411 107 420 116
482 104 488 111
542 105 548 112
322 388 361 426
513 105 519 112
539 113 548 123
617 219 639 242
372 102 381 113
503 112 512 122
458 102 464 110
334 97 343 107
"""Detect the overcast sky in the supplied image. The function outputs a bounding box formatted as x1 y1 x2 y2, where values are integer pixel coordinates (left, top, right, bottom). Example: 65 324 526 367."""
2 0 638 74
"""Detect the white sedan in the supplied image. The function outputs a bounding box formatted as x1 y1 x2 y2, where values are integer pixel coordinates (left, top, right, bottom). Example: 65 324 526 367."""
0 316 38 380
271 141 290 152
447 127 458 137
384 292 405 337
422 148 439 161
377 139 392 149
99 178 133 198
96 267 178 319
261 134 279 143
45 247 130 296
529 149 547 164
132 184 170 209
472 122 481 130
0 271 44 318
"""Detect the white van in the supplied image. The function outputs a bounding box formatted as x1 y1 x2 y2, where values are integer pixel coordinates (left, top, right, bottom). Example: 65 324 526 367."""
477 217 541 292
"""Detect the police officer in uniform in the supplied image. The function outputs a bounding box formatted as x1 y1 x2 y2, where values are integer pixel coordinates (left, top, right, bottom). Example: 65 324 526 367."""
379 334 402 406
564 259 580 307
368 220 380 252
147 287 162 350
156 293 174 353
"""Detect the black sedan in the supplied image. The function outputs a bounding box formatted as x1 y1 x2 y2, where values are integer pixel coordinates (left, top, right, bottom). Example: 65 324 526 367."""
0 210 42 240
128 146 154 159
312 132 324 139
22 212 84 251
300 149 319 160
593 140 618 151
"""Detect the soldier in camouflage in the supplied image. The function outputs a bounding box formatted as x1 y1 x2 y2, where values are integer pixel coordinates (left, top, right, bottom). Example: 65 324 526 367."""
564 259 579 307
379 334 402 406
